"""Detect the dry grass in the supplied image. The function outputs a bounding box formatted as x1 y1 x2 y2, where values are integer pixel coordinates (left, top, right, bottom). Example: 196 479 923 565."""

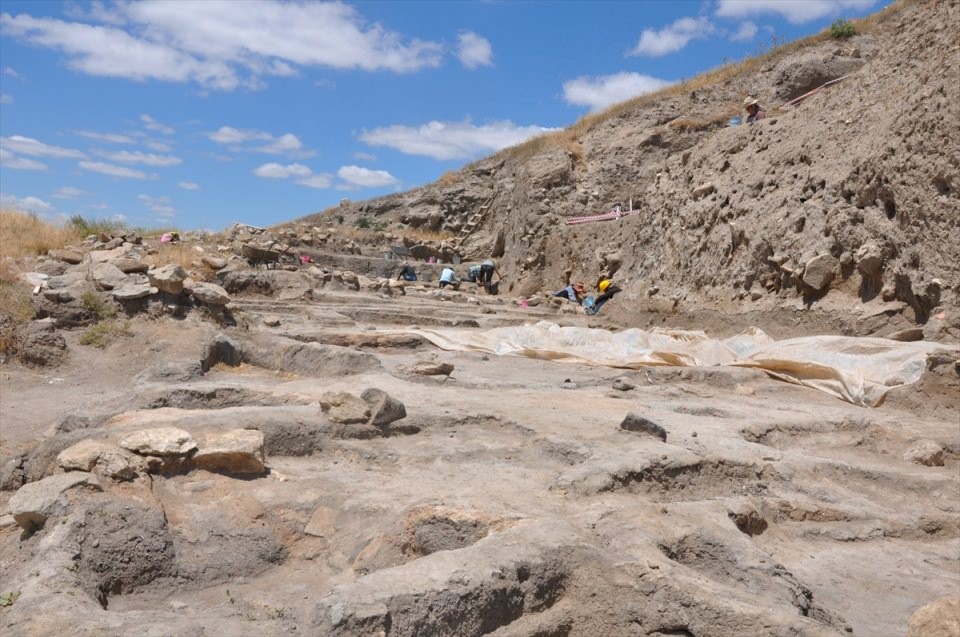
0 209 82 260
143 243 197 270
496 0 911 166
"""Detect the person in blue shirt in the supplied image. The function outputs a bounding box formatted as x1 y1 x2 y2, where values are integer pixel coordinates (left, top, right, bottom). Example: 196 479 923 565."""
439 267 460 290
396 262 416 281
552 282 585 303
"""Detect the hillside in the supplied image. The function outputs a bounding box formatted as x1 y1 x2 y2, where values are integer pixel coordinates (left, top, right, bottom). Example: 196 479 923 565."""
296 0 958 337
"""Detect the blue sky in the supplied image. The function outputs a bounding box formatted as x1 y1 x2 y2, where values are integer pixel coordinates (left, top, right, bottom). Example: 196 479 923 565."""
1 0 890 231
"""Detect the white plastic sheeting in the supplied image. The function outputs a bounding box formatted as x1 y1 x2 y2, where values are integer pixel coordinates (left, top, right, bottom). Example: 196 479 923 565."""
411 321 957 407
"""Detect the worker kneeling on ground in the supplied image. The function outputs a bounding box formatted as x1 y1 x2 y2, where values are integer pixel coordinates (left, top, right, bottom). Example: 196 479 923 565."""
586 278 622 315
439 267 460 290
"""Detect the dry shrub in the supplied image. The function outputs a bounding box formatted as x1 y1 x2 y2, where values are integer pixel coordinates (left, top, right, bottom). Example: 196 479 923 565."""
402 227 455 243
144 243 195 270
0 209 82 260
438 170 460 187
0 260 34 355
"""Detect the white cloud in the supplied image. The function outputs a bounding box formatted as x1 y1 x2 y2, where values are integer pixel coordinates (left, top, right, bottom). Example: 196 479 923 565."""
0 147 48 171
141 114 174 134
79 160 151 179
252 162 311 179
337 165 400 188
360 120 558 161
716 0 877 24
563 72 675 112
457 31 493 69
145 140 174 152
1 135 86 158
208 126 312 158
730 21 759 41
0 94 12 104
0 193 54 215
138 194 175 217
97 150 182 166
353 151 377 161
296 174 333 189
178 181 200 190
3 67 21 78
630 17 715 57
52 186 85 199
75 130 137 144
0 2 444 91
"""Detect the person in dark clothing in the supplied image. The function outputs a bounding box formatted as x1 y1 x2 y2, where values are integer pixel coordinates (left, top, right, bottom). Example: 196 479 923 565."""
478 258 501 293
587 278 622 315
396 262 416 281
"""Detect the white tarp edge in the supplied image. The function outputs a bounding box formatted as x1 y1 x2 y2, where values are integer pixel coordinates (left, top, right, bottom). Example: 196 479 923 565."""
409 321 957 407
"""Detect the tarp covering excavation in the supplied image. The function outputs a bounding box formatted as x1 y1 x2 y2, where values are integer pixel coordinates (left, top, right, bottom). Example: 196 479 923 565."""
411 321 957 407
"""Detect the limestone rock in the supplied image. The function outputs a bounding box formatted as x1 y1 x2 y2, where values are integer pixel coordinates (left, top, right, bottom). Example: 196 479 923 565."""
907 596 960 637
856 242 883 280
801 254 839 291
692 182 716 199
619 413 667 442
361 388 407 427
90 262 129 290
112 283 158 300
8 472 102 529
410 361 454 376
48 248 84 264
57 439 139 480
110 257 150 274
202 255 228 270
904 440 945 466
193 429 265 475
191 282 231 306
148 264 187 295
119 427 198 457
17 321 67 368
319 391 371 424
612 377 636 391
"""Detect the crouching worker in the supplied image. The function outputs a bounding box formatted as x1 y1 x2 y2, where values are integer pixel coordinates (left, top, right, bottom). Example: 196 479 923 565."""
439 267 460 290
466 264 482 283
553 282 585 303
479 258 501 294
396 262 417 281
586 278 622 315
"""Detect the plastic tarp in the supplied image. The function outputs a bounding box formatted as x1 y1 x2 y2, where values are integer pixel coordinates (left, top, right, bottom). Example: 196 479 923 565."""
410 321 957 407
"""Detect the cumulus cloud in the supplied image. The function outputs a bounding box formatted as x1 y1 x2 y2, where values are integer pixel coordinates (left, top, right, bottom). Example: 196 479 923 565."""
0 193 54 215
252 162 312 179
296 174 334 189
1 135 86 158
52 186 85 199
730 21 759 41
337 165 400 188
457 31 493 69
0 94 12 104
79 160 152 179
0 2 444 90
3 67 21 78
178 181 200 190
96 150 182 166
630 17 715 57
0 147 48 171
208 126 312 157
716 0 877 24
360 120 558 161
563 72 674 112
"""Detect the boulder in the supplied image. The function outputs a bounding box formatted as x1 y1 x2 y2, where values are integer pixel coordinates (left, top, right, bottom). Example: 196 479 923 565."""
110 257 150 274
8 472 102 529
619 413 667 442
17 321 67 367
201 255 228 270
801 254 839 291
112 283 158 300
903 440 945 466
57 440 140 480
304 506 337 538
361 388 407 427
410 361 454 376
119 427 198 457
148 264 187 295
907 596 959 637
48 248 83 264
90 262 129 290
319 391 371 424
193 429 266 475
856 242 883 280
191 282 231 306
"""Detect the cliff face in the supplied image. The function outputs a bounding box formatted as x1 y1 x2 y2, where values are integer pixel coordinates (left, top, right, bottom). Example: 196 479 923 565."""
300 0 959 331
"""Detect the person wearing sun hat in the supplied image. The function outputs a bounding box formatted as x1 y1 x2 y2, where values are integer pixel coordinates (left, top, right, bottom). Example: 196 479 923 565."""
743 96 766 124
